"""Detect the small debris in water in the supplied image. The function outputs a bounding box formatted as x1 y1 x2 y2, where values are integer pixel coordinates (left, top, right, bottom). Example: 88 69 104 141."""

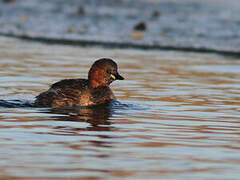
77 7 85 15
67 27 85 34
134 22 147 31
151 10 161 18
131 30 144 40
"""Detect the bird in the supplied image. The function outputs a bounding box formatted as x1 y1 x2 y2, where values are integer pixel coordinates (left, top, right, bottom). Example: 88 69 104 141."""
34 58 124 107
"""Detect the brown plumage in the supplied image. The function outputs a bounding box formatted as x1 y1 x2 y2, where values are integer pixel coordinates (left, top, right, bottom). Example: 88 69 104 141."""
34 58 124 107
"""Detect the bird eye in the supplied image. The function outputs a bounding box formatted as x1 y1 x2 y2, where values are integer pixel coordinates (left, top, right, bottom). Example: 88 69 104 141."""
106 70 111 74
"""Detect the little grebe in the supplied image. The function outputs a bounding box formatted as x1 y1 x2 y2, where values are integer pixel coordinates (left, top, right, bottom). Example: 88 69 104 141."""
34 58 124 107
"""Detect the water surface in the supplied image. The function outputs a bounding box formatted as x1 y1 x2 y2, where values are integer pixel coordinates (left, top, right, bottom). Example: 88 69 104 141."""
0 37 240 179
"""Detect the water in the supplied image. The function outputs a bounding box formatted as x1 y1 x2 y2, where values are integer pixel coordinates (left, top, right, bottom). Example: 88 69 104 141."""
0 36 240 179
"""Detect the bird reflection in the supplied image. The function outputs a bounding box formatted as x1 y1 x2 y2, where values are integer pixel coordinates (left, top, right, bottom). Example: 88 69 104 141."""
46 102 115 133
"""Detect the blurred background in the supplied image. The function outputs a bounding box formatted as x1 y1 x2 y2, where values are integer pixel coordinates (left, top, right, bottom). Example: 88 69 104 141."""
0 0 240 55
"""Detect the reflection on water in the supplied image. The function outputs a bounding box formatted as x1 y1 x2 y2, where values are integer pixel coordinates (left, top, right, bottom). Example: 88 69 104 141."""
1 36 240 179
46 103 115 133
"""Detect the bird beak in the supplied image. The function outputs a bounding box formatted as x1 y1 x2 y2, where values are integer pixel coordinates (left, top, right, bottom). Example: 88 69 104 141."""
115 73 124 80
110 73 124 80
